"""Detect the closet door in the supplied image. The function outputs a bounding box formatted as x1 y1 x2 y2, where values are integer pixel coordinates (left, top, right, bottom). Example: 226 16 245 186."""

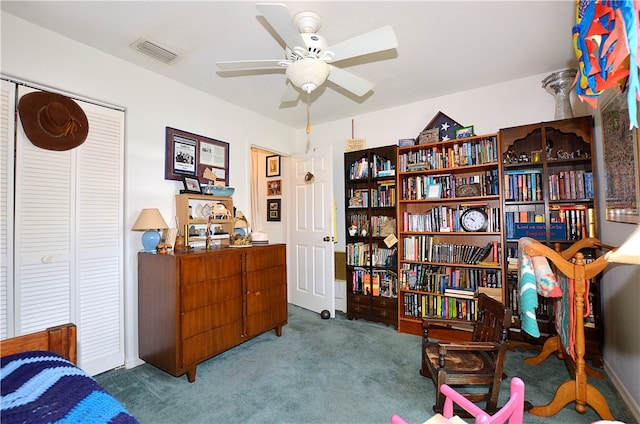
0 80 16 339
13 86 124 375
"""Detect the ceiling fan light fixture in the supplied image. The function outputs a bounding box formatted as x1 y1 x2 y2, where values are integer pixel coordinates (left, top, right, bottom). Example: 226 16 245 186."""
286 58 330 93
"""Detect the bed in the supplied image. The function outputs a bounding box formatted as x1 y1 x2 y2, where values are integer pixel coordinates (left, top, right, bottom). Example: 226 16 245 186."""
0 323 138 423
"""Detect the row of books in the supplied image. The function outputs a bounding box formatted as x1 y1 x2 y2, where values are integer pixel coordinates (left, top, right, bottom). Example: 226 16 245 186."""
369 215 395 237
402 292 479 320
371 153 396 178
548 170 593 200
402 236 498 264
402 205 501 233
400 170 499 200
400 264 502 292
398 137 498 172
350 268 398 297
371 182 396 207
549 205 595 240
503 169 543 202
347 243 396 267
348 158 369 180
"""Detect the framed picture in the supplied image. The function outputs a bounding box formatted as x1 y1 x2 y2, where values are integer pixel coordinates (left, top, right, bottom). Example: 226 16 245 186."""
418 128 440 144
267 179 282 196
266 155 281 177
165 127 230 185
182 175 202 194
455 126 475 139
427 183 442 199
601 89 640 223
267 199 281 221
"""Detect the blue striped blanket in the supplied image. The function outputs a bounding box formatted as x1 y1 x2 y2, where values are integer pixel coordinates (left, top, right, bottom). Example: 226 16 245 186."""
1 351 138 424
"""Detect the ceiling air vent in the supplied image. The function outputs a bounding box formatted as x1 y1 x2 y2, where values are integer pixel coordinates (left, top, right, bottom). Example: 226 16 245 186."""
130 37 180 64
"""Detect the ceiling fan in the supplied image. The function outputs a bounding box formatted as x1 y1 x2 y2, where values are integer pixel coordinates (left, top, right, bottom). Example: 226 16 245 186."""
216 3 398 103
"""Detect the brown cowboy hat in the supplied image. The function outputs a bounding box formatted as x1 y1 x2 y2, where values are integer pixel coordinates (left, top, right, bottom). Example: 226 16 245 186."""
18 91 89 151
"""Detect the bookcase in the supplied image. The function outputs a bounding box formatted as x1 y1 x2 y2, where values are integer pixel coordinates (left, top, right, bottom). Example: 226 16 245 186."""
499 116 603 365
396 134 505 339
344 145 399 327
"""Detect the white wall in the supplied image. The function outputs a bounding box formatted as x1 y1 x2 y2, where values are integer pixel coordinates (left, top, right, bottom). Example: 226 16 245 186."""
1 12 297 369
3 10 638 415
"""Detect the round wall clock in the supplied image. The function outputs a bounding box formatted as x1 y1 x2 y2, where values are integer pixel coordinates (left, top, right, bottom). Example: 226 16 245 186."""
460 208 488 232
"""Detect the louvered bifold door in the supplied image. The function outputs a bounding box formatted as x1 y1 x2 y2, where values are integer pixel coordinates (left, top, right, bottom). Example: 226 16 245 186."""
14 86 124 375
0 80 16 340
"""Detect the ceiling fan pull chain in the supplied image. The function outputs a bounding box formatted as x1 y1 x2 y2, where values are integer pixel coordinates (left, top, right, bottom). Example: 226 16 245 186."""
306 91 311 134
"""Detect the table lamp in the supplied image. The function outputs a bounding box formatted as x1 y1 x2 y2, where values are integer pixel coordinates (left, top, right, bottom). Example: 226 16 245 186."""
132 208 169 253
605 225 640 265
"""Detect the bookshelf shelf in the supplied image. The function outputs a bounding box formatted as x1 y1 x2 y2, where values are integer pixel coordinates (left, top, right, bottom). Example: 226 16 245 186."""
499 116 603 366
345 145 399 327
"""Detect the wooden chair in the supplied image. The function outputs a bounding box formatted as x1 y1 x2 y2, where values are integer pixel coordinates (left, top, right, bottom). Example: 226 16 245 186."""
420 293 513 415
441 377 525 424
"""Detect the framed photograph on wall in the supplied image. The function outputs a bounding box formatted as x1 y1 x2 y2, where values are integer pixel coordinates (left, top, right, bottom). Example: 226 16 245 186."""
267 179 282 196
267 199 281 221
165 127 230 185
266 155 281 177
601 89 640 223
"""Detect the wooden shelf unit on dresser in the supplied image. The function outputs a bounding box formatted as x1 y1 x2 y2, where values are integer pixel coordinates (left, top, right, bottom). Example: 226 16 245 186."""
137 244 288 382
396 133 505 340
176 193 234 247
344 145 399 327
499 115 603 366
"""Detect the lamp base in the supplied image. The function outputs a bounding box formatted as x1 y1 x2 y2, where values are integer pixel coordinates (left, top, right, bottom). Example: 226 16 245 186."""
141 230 161 253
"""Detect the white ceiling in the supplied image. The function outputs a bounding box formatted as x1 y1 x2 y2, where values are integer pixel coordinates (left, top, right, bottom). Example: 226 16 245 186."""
1 1 579 129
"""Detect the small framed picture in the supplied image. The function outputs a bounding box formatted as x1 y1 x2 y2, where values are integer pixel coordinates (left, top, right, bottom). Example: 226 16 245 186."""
267 199 281 221
182 175 202 194
267 179 282 196
455 126 475 139
427 183 442 199
266 155 281 177
418 128 440 144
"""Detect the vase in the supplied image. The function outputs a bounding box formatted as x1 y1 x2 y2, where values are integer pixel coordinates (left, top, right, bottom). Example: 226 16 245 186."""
542 69 577 120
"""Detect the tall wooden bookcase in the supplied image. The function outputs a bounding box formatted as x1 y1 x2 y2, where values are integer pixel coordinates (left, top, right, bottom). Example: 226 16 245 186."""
499 116 603 365
344 145 399 327
396 134 505 339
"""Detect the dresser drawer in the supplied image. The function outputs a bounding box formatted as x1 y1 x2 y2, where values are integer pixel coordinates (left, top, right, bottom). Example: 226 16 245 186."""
181 275 243 311
181 320 244 366
181 296 242 339
180 254 242 285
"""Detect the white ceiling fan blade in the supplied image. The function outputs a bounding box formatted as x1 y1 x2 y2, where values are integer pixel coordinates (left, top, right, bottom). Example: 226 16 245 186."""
327 65 374 97
256 3 306 52
327 26 398 62
280 82 300 103
216 60 283 70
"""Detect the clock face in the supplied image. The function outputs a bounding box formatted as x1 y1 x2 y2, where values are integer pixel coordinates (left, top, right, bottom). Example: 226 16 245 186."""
460 208 488 232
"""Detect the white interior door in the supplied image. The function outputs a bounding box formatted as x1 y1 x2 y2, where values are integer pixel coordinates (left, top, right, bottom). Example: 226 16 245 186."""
288 145 335 316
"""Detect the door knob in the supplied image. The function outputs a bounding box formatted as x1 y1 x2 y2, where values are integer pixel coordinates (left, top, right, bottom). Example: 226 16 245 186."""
323 236 333 242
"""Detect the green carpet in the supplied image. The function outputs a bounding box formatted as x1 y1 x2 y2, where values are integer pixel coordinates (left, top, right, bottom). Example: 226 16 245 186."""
95 305 633 423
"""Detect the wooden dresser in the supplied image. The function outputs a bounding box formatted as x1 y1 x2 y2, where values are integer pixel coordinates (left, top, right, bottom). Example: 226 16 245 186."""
138 244 288 382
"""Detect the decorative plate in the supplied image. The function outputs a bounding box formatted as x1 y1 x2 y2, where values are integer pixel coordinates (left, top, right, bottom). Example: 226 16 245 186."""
201 203 212 218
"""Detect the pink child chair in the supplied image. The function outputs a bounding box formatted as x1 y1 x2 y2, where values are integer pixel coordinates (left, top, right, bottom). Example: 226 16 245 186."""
441 377 525 424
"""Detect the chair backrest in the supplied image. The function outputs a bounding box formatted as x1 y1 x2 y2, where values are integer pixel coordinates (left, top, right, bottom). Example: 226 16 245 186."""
472 293 513 343
441 377 525 424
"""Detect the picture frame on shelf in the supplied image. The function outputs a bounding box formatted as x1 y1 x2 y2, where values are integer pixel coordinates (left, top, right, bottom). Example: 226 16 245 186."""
455 126 475 139
267 179 282 196
182 175 203 194
165 127 229 185
601 89 640 223
267 199 281 221
418 128 440 144
266 155 281 177
427 183 442 199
